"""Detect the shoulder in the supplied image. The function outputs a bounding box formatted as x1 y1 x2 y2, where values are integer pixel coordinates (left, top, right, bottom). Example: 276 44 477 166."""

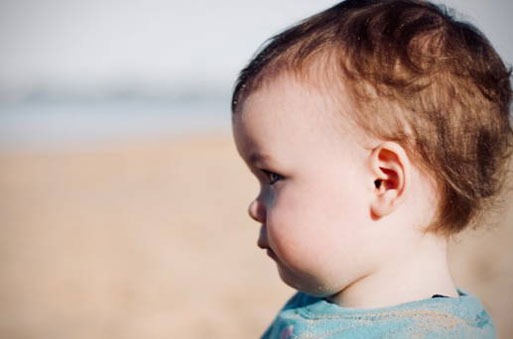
261 292 324 339
262 291 496 339
391 291 496 338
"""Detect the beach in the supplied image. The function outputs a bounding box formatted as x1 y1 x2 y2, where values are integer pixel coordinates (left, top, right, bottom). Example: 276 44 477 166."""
1 133 512 338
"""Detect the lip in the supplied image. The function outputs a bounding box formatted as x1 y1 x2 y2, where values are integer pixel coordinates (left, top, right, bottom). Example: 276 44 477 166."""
257 239 277 260
257 231 267 250
257 227 276 260
265 248 278 261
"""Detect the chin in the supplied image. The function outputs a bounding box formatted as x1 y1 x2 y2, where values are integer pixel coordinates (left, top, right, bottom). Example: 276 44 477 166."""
278 268 337 298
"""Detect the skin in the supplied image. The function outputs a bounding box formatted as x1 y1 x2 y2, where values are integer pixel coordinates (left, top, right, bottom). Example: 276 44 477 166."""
233 73 457 308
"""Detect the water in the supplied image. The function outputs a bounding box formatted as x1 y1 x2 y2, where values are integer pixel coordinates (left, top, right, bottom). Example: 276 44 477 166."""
0 98 231 151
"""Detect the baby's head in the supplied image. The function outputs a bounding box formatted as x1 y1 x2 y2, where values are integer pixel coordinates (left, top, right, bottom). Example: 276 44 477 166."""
232 0 512 298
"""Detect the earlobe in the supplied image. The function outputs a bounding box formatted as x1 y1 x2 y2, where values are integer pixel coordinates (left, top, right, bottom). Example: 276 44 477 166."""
369 142 410 219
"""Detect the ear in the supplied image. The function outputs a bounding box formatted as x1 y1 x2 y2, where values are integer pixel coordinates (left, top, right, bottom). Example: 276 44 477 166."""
369 142 410 219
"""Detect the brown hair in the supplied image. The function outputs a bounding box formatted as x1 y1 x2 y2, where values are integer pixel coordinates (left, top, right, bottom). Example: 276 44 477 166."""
231 0 512 234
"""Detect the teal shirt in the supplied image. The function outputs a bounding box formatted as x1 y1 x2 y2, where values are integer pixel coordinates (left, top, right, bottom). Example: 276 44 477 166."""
262 290 495 338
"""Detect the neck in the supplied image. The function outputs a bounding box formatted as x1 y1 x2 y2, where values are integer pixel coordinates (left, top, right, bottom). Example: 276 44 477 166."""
328 233 457 309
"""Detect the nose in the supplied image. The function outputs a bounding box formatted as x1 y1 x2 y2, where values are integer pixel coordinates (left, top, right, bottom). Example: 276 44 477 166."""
248 198 266 223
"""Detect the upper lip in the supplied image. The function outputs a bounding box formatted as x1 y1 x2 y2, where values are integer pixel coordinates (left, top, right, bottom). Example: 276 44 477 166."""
257 239 268 249
257 226 268 249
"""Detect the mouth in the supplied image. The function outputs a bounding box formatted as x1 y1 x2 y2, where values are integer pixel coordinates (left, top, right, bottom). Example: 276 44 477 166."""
257 229 268 250
258 241 277 260
257 227 276 260
265 248 278 260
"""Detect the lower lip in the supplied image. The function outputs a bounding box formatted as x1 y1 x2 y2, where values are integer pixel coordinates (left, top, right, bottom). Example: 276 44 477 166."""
266 249 277 260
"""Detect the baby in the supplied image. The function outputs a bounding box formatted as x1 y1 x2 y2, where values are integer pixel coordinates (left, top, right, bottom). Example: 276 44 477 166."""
231 0 511 338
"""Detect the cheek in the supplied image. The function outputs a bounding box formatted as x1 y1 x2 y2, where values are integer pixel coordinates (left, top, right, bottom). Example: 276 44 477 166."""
266 183 367 264
265 196 307 257
265 189 333 265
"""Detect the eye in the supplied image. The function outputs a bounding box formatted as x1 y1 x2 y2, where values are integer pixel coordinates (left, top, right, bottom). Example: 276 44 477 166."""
262 169 283 185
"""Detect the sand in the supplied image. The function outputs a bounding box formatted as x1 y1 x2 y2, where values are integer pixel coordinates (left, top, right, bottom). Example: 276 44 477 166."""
0 133 512 338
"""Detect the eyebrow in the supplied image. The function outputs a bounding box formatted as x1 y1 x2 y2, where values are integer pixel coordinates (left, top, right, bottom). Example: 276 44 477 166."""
248 152 273 166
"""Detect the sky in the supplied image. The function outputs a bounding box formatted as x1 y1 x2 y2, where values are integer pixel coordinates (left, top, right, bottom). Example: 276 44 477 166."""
0 0 512 101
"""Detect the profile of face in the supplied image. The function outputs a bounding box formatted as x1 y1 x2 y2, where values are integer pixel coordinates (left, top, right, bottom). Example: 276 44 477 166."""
233 74 396 297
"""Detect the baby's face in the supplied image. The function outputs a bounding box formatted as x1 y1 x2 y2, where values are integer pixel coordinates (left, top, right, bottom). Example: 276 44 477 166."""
233 74 385 297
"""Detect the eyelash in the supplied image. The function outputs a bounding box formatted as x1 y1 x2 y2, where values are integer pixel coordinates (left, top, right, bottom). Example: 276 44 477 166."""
262 169 283 185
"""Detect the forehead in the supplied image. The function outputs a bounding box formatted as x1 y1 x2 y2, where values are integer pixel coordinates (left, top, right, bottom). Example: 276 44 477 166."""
232 73 364 159
236 75 331 131
245 73 345 118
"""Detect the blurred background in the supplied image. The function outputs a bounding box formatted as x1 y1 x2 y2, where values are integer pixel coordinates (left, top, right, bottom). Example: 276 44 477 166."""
0 0 512 338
